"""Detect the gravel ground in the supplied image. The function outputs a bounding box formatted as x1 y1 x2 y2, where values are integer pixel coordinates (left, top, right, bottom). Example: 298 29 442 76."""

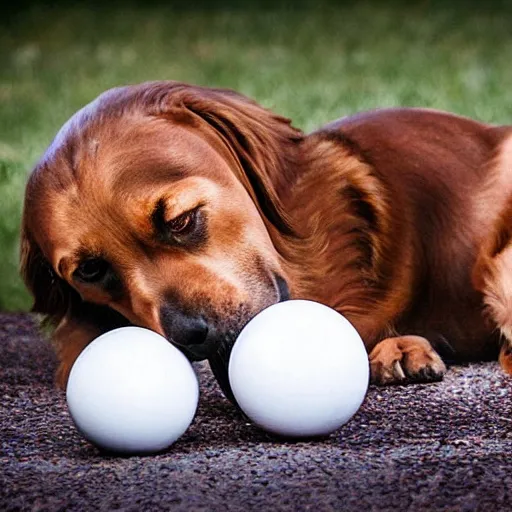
1 313 512 511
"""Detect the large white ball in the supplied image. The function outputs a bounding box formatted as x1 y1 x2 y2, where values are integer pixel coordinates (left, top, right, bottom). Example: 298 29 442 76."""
228 300 369 437
66 326 199 454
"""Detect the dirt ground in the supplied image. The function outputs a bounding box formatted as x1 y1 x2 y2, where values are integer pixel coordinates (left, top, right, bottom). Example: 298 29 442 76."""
1 313 511 511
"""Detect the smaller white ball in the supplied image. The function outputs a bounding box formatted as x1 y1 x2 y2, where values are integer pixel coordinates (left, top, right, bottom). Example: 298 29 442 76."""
66 326 199 454
228 300 369 437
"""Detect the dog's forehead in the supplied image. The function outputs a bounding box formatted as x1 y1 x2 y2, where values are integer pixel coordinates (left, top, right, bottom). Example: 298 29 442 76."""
28 115 240 265
104 120 236 192
75 116 233 186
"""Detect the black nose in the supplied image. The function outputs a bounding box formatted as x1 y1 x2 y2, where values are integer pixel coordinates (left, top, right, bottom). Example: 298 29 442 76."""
160 305 209 347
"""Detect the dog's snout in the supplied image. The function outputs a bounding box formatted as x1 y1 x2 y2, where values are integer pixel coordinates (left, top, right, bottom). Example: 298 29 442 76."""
160 304 209 347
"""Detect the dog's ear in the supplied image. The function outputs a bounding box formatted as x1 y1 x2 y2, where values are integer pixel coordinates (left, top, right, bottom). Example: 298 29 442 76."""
147 83 303 236
19 224 78 328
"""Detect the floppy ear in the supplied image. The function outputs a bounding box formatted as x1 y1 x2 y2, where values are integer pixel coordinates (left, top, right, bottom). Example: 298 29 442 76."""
19 223 78 328
147 83 303 237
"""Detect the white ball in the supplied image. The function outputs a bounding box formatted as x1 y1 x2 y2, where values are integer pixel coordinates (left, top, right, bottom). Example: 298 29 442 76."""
228 300 369 437
66 326 199 454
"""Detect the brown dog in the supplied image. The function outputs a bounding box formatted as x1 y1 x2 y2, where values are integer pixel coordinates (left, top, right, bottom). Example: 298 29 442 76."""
20 81 512 399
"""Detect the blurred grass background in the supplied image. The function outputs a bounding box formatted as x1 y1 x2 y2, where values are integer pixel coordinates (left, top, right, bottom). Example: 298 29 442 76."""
2 0 512 311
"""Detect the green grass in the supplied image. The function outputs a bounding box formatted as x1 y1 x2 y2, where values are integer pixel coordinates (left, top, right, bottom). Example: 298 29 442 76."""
2 0 512 311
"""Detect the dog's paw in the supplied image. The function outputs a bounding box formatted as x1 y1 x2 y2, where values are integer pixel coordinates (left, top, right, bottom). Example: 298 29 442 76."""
499 341 512 375
369 335 447 385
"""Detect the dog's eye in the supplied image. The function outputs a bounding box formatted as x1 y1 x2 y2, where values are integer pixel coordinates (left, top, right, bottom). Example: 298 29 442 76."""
167 210 197 235
152 201 206 248
74 258 110 283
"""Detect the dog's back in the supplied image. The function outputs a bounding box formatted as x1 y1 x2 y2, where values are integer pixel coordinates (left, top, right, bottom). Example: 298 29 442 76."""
307 108 512 360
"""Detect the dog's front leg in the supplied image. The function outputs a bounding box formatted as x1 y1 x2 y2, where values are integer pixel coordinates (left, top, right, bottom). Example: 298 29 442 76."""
51 304 132 389
369 335 447 385
52 316 102 388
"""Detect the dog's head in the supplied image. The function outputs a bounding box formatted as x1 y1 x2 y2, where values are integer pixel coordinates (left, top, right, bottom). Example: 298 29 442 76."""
21 82 302 387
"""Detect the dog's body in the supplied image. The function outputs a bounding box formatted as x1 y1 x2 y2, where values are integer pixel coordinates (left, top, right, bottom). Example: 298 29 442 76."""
20 82 512 398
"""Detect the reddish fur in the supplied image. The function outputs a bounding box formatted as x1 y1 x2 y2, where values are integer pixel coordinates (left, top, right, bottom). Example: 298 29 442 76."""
19 81 512 388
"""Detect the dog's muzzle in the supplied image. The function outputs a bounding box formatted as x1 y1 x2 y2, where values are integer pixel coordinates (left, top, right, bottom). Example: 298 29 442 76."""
159 304 216 358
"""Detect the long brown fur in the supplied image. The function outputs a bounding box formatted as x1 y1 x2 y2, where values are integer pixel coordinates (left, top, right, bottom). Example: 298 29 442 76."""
20 81 512 396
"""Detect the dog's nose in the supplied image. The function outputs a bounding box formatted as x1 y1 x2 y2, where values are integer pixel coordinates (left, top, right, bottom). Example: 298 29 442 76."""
160 305 209 347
